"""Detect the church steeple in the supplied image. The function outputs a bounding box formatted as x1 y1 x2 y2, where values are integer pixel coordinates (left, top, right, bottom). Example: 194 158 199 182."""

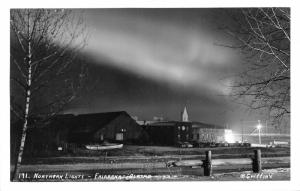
181 106 189 122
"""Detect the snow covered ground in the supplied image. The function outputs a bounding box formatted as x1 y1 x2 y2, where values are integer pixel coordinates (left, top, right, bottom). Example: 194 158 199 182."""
65 167 289 181
157 168 291 181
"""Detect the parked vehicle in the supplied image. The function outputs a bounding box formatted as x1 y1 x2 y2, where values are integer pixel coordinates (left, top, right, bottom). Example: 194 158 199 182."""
183 142 193 148
242 142 251 147
176 141 193 148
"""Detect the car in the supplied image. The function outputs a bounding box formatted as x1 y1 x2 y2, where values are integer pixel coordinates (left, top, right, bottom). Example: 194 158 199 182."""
183 142 193 148
218 142 229 147
242 142 251 147
209 142 217 147
176 141 184 148
194 142 211 148
176 141 193 148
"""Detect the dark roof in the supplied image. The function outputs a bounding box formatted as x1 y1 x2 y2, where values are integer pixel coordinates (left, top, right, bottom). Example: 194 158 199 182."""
72 111 130 133
191 122 226 129
148 121 176 126
144 121 226 129
148 121 191 126
53 114 75 118
12 111 135 135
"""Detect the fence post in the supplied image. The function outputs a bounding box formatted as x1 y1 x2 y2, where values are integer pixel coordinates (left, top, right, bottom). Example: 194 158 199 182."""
203 150 212 176
252 149 262 173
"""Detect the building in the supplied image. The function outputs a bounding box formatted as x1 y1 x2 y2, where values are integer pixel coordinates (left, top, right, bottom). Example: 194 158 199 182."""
69 111 142 144
191 122 227 143
12 111 143 156
11 107 230 158
142 121 193 145
141 106 228 146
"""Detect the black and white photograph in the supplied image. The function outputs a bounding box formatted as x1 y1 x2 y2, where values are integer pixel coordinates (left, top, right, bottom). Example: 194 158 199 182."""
1 1 300 190
9 7 291 182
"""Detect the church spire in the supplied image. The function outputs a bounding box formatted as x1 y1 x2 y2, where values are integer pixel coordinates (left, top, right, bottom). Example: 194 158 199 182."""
181 106 189 122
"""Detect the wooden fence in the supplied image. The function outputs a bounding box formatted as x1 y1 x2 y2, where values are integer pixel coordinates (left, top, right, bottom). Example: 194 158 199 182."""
167 149 264 176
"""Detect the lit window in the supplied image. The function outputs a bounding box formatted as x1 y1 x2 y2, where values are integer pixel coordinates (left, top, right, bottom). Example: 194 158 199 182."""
182 126 185 131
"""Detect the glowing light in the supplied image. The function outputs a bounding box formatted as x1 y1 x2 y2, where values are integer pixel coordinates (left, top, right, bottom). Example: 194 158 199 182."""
225 129 234 143
256 120 262 144
257 124 262 130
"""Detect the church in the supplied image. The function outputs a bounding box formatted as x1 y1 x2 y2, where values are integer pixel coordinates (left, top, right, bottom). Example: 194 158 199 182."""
141 106 227 146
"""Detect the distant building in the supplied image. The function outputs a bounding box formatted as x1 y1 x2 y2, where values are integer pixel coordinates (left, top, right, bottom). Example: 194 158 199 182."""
191 122 227 143
135 116 164 126
153 116 164 121
142 121 192 145
141 106 228 145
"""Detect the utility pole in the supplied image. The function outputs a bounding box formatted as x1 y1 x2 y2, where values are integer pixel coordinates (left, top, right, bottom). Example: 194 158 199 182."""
257 120 262 145
265 120 268 136
241 120 244 143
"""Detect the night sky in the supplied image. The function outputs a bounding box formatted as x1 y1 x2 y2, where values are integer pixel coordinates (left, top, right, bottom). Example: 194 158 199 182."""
63 9 263 129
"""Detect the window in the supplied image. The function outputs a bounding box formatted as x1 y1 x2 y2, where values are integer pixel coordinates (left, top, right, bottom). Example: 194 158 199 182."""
116 133 123 141
182 126 185 131
121 128 127 132
197 133 200 140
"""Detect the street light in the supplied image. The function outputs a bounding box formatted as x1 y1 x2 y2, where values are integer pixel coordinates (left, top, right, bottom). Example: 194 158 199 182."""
256 120 262 144
225 129 234 143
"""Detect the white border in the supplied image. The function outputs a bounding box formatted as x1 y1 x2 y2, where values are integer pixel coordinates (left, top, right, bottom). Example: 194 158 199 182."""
1 1 299 191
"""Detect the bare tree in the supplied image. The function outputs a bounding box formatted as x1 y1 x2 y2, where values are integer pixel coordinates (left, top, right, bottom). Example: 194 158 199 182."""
10 9 87 181
219 8 290 126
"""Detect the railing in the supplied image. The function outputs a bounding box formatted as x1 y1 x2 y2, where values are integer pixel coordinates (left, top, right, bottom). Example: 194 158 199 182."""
166 149 266 176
